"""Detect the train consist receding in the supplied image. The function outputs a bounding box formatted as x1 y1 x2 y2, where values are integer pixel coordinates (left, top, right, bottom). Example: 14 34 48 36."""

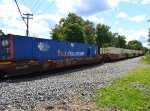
100 47 144 61
0 34 144 77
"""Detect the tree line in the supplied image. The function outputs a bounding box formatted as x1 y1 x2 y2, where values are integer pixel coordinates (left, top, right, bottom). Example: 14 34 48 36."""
0 13 148 51
51 13 146 51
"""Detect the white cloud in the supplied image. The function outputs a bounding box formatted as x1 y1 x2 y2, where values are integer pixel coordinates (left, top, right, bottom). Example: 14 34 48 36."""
55 0 76 14
53 0 120 16
141 0 150 4
30 14 62 38
107 0 121 7
0 0 62 38
129 15 145 22
83 16 104 24
0 0 149 44
116 12 127 18
122 0 141 4
118 28 148 47
120 0 150 4
0 0 29 34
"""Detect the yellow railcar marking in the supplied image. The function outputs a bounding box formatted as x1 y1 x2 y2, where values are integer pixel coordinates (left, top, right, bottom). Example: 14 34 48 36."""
29 60 35 63
0 62 12 65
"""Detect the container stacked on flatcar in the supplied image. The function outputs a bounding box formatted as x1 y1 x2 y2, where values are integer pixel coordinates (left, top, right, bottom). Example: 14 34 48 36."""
100 47 126 61
0 34 34 60
0 34 101 77
33 38 98 60
133 50 139 57
0 34 98 61
139 50 144 56
99 47 143 61
0 34 143 77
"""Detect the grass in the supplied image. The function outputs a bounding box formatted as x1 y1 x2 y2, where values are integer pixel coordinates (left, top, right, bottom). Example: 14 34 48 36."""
95 67 150 111
141 54 150 64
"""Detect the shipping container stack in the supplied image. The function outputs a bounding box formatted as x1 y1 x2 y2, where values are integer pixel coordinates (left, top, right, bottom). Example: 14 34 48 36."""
0 34 98 61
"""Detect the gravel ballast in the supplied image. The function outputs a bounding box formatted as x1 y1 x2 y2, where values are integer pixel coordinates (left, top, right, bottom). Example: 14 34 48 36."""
0 57 149 110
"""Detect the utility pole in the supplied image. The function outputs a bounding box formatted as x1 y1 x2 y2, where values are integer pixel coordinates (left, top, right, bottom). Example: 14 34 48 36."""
23 13 33 37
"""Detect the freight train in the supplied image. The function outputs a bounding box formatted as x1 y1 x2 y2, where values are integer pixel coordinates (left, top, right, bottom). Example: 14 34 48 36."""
0 34 144 77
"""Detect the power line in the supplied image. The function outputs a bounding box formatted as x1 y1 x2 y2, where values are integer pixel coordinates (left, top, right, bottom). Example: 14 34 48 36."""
14 0 27 26
36 0 56 15
31 0 40 12
32 0 45 14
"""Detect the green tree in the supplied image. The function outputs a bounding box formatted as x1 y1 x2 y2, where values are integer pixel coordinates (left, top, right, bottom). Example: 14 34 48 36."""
84 20 95 44
96 24 112 47
116 35 126 48
110 33 118 47
64 23 84 42
142 47 149 53
127 40 143 50
51 25 64 40
148 28 150 46
109 33 127 48
62 13 84 27
51 13 85 43
0 30 4 36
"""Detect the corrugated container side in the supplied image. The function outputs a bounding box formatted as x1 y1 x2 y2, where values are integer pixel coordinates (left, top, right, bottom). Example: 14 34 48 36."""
107 47 122 54
0 34 98 61
13 35 34 60
99 48 103 55
125 49 129 54
100 47 109 54
88 45 97 57
0 34 34 60
33 38 96 60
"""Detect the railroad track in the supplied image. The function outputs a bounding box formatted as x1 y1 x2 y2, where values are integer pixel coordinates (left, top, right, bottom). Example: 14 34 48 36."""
0 57 147 111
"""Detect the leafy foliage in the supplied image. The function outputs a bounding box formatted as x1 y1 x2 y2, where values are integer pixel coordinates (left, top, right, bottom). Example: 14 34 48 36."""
51 25 65 41
64 23 84 43
148 28 150 46
51 13 146 50
51 13 85 43
142 54 150 64
96 23 112 47
127 40 143 50
0 29 4 36
115 35 126 48
84 20 96 44
142 47 149 53
96 67 150 111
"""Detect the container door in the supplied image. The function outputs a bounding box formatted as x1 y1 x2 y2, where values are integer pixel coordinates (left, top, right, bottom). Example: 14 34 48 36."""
13 35 34 60
87 47 91 57
89 46 97 57
0 35 11 60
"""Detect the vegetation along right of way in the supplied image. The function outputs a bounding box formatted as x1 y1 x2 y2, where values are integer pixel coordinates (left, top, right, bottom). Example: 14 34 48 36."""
141 52 150 64
0 13 149 51
95 66 150 111
95 55 150 111
50 13 148 51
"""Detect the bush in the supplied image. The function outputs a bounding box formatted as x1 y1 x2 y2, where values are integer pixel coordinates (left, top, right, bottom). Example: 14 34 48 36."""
96 67 150 111
142 54 150 64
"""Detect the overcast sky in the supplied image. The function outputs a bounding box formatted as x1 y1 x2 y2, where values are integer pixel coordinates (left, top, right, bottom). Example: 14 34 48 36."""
0 0 150 47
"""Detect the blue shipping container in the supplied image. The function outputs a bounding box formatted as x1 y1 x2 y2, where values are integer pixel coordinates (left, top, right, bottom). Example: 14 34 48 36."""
0 34 34 60
0 34 98 61
33 38 96 60
13 35 34 60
